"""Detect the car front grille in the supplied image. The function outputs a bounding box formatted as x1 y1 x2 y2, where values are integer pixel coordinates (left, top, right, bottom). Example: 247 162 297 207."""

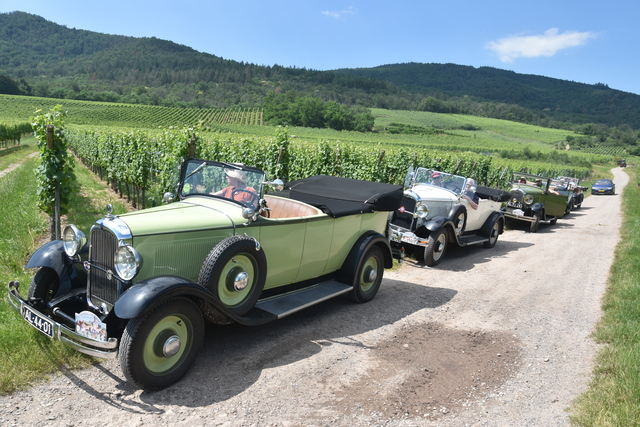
391 195 417 230
88 227 120 306
509 191 524 203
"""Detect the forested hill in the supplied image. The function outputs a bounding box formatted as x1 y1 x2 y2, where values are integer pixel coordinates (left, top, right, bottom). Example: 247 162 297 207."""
2 11 640 130
0 12 399 109
333 63 640 129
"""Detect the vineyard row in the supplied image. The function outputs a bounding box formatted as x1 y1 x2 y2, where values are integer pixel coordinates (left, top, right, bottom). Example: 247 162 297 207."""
66 127 592 208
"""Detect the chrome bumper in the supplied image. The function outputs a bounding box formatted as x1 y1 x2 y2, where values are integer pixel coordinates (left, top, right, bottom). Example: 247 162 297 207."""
389 226 429 247
501 209 537 223
7 281 118 359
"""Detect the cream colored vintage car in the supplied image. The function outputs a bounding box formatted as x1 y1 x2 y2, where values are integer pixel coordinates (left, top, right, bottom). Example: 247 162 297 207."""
389 167 508 266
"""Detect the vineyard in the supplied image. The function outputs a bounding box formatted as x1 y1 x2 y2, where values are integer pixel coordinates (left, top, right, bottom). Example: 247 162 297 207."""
0 94 262 128
1 94 620 211
66 126 593 209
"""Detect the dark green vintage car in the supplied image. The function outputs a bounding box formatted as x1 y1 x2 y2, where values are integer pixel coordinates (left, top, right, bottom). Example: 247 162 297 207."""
502 172 572 232
8 159 403 390
552 176 587 209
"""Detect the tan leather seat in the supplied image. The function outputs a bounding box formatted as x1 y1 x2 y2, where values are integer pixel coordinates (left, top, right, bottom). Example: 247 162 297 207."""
263 195 322 218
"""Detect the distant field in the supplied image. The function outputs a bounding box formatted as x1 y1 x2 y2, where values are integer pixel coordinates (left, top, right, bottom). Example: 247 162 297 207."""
0 94 616 164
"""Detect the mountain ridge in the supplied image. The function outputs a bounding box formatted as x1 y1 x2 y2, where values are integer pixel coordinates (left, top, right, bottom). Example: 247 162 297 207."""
1 11 639 130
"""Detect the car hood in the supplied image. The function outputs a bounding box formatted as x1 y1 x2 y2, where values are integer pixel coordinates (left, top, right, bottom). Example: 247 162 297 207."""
509 184 545 195
117 197 246 236
409 184 459 203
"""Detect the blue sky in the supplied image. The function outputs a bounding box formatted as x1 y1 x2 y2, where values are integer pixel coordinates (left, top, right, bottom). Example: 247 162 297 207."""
2 0 639 95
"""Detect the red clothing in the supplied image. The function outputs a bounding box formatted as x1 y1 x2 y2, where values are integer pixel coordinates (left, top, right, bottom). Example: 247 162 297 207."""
220 186 256 202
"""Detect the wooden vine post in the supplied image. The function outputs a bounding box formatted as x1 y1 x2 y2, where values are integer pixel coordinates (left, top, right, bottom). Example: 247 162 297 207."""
32 105 75 242
46 125 61 240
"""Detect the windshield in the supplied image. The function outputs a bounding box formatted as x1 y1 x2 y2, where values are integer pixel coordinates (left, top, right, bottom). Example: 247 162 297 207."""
180 160 265 209
413 167 467 195
512 172 549 190
554 176 579 190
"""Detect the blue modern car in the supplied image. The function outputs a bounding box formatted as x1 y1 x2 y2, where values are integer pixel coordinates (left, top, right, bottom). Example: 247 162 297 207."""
591 179 615 195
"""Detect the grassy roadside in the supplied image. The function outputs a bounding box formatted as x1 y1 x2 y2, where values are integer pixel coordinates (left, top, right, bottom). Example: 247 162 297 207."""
0 138 38 172
0 155 132 394
571 165 640 425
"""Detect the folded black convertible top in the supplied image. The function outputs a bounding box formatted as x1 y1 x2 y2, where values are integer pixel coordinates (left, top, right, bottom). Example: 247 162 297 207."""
282 175 404 218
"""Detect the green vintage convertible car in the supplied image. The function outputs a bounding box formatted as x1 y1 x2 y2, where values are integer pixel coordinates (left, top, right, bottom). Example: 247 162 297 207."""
502 172 573 232
8 159 402 390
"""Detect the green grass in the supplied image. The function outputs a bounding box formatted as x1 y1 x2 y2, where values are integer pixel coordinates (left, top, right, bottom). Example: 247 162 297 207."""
0 154 131 395
0 137 38 171
571 165 640 425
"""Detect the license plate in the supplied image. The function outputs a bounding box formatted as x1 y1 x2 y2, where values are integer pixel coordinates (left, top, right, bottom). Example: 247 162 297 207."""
507 201 523 209
22 305 54 338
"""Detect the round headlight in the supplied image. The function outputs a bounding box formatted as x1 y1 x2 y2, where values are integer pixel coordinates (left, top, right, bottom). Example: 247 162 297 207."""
524 195 534 205
62 225 86 257
114 244 140 281
414 203 429 219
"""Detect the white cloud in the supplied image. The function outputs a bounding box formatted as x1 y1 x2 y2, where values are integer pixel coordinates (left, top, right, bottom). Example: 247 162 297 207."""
486 28 597 63
321 6 356 19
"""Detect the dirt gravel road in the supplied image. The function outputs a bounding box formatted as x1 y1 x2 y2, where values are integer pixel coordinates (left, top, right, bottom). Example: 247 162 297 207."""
0 168 628 427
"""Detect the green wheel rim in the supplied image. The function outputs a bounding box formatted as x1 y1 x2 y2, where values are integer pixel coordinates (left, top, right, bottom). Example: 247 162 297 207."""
218 253 256 307
143 314 190 374
359 254 380 293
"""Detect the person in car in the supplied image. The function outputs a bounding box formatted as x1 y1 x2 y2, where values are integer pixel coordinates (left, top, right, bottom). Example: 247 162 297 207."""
462 178 479 210
212 168 256 202
431 171 443 186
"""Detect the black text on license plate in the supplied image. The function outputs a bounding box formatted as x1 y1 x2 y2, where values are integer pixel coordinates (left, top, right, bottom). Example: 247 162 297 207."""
22 306 54 338
507 202 523 209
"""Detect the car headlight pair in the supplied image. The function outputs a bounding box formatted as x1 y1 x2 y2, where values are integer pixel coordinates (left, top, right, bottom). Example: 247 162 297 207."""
63 224 140 281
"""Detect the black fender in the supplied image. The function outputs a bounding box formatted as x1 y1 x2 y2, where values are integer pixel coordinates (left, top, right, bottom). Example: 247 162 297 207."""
114 275 218 320
414 216 448 239
336 231 392 285
447 204 468 232
479 211 505 238
24 240 87 295
530 202 544 215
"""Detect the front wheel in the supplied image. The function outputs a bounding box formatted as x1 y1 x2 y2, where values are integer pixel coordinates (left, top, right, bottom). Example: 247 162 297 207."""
483 220 500 248
119 297 205 391
350 245 384 303
529 214 540 233
424 228 448 266
27 268 60 310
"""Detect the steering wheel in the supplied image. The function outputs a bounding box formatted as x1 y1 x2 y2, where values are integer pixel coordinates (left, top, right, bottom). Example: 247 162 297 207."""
232 188 260 207
444 182 461 193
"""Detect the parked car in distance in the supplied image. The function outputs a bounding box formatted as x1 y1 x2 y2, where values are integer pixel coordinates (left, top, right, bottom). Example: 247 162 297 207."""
388 167 508 266
591 179 615 195
552 176 587 209
503 172 573 232
8 158 403 390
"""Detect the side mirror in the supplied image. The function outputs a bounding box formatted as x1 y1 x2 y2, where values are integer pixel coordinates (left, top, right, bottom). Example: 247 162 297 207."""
163 192 175 203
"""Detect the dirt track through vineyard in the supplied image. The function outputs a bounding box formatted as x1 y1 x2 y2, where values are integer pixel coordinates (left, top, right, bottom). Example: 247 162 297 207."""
0 167 628 426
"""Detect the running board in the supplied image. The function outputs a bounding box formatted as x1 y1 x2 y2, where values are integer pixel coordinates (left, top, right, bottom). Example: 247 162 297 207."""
256 280 352 319
457 234 489 246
